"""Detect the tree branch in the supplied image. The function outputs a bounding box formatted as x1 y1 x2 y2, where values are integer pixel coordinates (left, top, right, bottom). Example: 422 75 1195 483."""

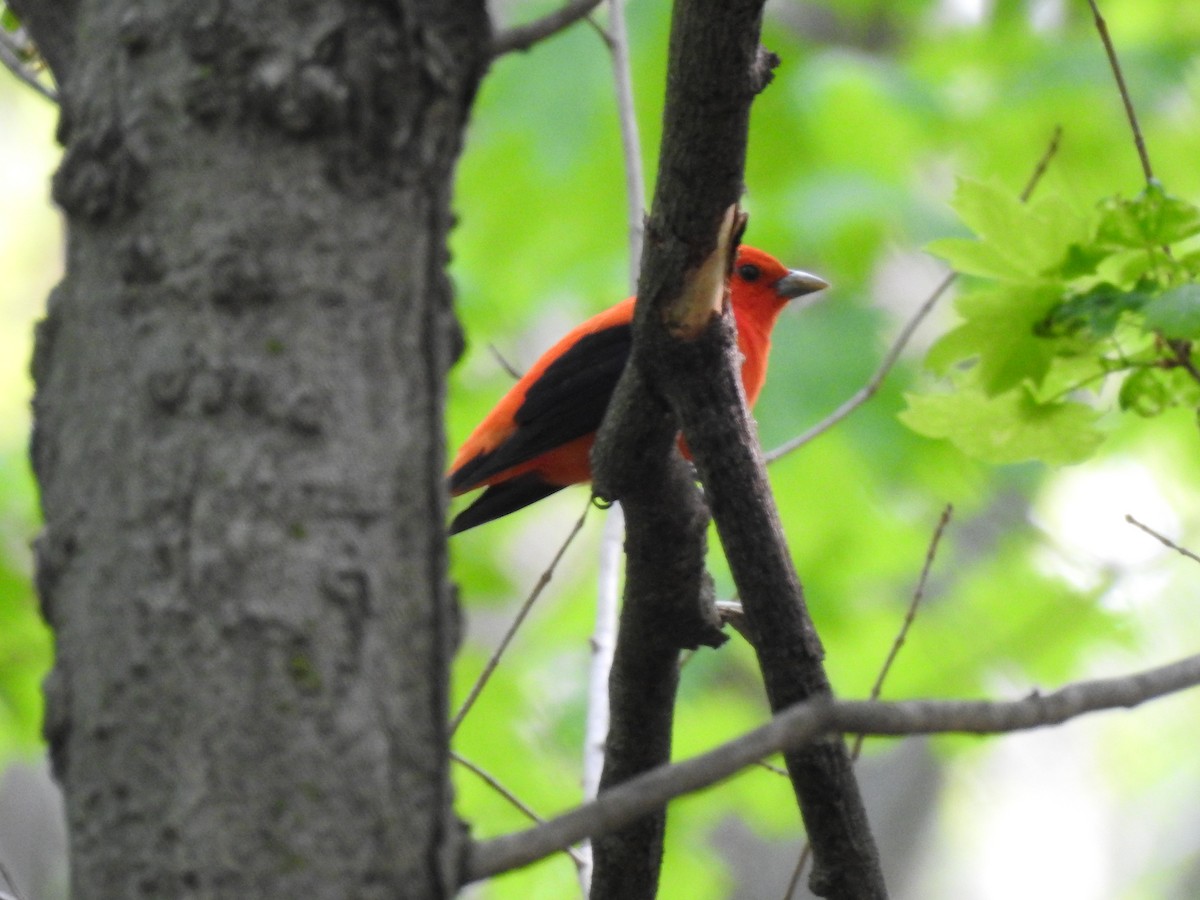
589 365 726 899
491 0 606 58
1125 514 1200 566
589 0 885 895
1086 0 1154 184
464 650 1200 883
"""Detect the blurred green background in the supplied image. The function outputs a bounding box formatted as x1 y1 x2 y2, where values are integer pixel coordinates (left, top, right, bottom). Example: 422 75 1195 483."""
5 1 1200 897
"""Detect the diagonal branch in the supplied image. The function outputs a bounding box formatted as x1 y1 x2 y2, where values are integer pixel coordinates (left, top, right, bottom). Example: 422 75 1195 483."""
589 0 886 896
464 650 1200 883
1085 0 1154 184
1125 514 1200 566
449 500 589 736
491 0 607 57
765 271 954 462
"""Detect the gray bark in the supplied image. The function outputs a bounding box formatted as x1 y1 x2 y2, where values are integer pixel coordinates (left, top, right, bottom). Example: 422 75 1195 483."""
22 1 489 895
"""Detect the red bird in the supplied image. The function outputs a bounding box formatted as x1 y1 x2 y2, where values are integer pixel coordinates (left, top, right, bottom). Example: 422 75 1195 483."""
447 246 828 534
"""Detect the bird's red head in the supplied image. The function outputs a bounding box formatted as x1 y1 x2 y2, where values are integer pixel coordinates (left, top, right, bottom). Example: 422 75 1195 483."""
729 245 829 335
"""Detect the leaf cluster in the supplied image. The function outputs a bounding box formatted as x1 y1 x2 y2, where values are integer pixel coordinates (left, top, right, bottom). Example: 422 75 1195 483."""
904 178 1200 463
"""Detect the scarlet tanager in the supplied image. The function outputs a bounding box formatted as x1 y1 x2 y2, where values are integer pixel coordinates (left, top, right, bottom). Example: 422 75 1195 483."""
447 246 828 534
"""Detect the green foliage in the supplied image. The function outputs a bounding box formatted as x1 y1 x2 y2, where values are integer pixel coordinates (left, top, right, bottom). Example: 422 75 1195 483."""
3 0 1198 896
906 179 1200 461
901 384 1105 465
443 2 1200 896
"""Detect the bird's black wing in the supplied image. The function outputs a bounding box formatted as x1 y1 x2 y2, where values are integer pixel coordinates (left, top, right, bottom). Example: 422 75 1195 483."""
449 322 633 494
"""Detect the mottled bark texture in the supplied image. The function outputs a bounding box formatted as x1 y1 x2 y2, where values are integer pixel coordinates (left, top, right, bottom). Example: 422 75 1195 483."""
21 1 489 896
591 0 887 896
590 370 726 900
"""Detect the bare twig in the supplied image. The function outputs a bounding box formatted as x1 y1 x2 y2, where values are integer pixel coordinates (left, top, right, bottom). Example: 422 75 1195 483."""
1085 0 1154 184
579 502 623 890
487 343 523 380
449 498 590 736
858 504 954 725
464 650 1200 883
0 852 27 900
756 758 789 777
782 844 808 900
607 0 645 282
491 0 607 57
764 271 956 462
585 504 624 802
1018 125 1062 202
450 751 590 876
1125 514 1200 566
0 28 57 102
765 127 1063 464
785 504 953 898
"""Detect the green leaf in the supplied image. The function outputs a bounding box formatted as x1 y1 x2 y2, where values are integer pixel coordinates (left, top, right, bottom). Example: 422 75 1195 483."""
900 385 1104 465
1 7 19 33
1096 183 1200 249
1143 284 1200 339
1118 368 1173 417
1117 365 1200 417
1056 242 1112 280
925 236 1028 280
1035 284 1150 340
933 178 1091 279
926 284 1062 394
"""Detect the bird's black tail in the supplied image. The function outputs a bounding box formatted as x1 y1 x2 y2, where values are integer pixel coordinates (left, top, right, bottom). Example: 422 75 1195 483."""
448 474 566 535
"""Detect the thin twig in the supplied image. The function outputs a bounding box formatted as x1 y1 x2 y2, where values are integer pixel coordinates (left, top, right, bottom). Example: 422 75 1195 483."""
449 499 590 735
0 29 57 103
1085 0 1154 184
487 343 523 380
491 0 607 57
466 649 1200 883
584 503 624 801
451 751 547 825
607 0 645 282
0 852 27 900
764 271 956 462
765 127 1064 464
1018 125 1062 202
784 504 953 898
756 759 789 777
782 845 808 900
450 751 590 874
578 504 623 892
1125 514 1200 566
584 0 643 817
859 504 954 726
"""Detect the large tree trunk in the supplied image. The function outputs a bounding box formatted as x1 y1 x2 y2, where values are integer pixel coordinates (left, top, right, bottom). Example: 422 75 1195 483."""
20 1 488 894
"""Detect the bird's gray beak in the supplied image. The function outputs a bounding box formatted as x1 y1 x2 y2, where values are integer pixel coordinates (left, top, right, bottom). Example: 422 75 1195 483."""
774 269 830 300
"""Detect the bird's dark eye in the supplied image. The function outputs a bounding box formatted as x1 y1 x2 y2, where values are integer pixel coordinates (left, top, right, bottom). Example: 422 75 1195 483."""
737 263 761 282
